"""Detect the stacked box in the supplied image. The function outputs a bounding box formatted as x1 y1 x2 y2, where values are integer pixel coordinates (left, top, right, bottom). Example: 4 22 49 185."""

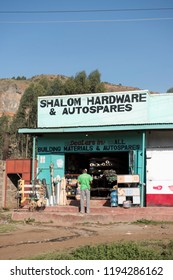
118 187 140 205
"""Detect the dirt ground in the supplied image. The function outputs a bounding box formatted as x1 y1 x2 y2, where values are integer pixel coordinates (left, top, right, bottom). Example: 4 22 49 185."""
0 215 173 260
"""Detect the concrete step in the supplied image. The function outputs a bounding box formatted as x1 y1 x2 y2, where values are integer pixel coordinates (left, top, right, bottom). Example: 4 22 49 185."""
66 199 110 207
12 206 173 225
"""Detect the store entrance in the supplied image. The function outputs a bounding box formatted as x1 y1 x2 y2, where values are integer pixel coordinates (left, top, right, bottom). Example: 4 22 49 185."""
65 152 129 198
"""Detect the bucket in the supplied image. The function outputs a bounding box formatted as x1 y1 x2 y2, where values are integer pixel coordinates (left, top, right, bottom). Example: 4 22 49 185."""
123 200 132 209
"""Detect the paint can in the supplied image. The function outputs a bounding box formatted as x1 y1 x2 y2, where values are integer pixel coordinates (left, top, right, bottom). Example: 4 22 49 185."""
123 200 132 209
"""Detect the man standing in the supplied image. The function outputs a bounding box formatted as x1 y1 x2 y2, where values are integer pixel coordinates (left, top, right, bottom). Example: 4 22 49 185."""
78 169 92 214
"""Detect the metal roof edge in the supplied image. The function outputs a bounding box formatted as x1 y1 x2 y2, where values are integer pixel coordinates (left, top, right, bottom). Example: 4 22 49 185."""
18 123 173 134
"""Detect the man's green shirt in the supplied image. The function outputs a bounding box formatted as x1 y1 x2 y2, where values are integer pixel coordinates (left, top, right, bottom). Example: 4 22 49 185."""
78 173 92 190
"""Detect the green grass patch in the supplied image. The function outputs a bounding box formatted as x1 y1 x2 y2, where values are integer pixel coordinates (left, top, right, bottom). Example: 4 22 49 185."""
133 218 173 225
29 239 173 260
0 212 12 222
0 223 17 233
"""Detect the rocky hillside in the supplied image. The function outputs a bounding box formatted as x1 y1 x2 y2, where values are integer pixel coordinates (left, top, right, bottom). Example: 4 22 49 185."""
0 79 30 116
0 75 141 116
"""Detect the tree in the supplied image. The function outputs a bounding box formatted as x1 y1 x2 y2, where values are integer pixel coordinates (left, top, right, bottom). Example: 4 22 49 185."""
88 70 105 93
0 114 12 159
47 78 65 96
167 87 173 93
9 83 46 158
73 71 90 94
64 70 105 95
63 77 76 95
38 77 50 91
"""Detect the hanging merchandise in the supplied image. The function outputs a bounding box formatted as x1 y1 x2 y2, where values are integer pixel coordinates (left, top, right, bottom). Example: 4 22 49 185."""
50 163 56 205
41 178 49 201
54 175 61 205
59 177 67 205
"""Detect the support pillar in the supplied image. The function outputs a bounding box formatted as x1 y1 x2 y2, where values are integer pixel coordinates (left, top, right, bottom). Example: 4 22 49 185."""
140 131 146 207
32 135 36 184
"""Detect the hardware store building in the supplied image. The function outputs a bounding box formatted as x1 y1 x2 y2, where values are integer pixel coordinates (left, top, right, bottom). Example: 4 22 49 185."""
18 90 173 207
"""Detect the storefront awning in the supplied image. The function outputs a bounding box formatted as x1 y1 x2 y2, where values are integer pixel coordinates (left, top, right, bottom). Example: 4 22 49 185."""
18 123 173 135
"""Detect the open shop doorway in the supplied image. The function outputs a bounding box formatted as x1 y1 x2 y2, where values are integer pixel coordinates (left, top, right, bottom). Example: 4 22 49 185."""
65 152 129 198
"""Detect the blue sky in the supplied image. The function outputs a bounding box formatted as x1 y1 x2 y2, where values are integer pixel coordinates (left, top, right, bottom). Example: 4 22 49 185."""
0 0 173 93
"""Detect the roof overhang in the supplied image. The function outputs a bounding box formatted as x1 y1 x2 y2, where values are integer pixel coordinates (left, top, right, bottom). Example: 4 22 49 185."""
18 123 173 135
